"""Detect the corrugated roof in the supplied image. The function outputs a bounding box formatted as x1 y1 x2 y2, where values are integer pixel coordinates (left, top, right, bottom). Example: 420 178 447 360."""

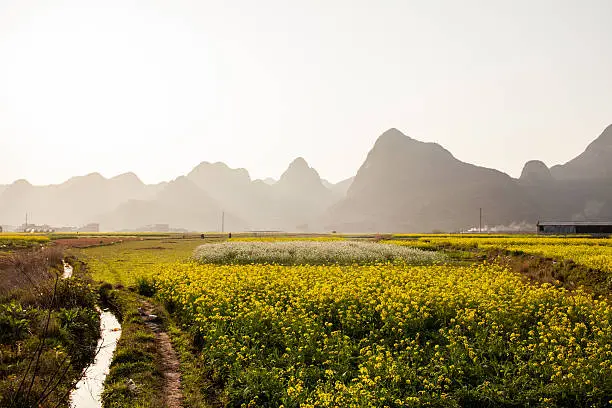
537 221 612 226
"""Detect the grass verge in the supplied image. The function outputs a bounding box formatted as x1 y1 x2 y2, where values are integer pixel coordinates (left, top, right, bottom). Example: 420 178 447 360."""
166 320 216 407
98 286 165 408
0 248 100 408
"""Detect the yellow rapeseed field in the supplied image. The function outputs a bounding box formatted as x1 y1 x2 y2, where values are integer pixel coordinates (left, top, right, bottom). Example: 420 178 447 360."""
405 236 612 273
0 234 49 248
155 261 612 407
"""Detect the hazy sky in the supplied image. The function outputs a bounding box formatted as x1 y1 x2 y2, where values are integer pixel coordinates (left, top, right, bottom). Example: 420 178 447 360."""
1 0 611 185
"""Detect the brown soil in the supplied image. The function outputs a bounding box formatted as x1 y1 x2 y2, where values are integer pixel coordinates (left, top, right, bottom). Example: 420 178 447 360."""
53 237 141 248
484 248 612 298
140 301 183 408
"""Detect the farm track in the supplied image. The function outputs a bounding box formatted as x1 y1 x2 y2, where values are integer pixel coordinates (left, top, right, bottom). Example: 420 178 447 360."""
140 300 183 408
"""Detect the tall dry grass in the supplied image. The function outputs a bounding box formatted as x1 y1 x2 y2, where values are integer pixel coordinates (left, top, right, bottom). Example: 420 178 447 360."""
0 247 64 302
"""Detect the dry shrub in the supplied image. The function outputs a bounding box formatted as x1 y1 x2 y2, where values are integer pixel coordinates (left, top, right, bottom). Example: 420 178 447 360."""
0 255 12 269
0 247 64 297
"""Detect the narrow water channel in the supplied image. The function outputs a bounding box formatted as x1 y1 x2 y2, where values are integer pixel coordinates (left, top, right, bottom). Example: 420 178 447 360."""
69 310 121 408
61 261 123 408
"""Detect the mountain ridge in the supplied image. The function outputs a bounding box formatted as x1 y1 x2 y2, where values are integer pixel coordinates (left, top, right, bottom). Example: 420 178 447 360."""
550 125 612 181
1 124 611 232
330 129 537 232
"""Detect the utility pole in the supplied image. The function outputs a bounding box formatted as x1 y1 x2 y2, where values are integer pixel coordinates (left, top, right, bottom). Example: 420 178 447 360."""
479 208 482 233
221 211 225 233
25 212 28 231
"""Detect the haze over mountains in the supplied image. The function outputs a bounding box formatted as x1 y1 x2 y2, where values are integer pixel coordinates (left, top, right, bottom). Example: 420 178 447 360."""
2 125 612 232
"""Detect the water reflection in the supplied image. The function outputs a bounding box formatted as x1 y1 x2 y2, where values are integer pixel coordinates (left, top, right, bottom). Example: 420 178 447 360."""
69 310 122 408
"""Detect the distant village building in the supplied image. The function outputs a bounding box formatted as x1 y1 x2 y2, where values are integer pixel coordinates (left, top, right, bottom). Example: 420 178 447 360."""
537 221 612 235
21 224 54 233
78 223 100 233
54 226 78 233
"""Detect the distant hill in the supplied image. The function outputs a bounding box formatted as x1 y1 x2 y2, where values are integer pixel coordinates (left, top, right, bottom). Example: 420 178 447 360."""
182 158 338 231
186 161 262 227
325 129 537 232
515 125 612 223
551 125 612 181
268 158 335 231
0 158 339 231
519 161 553 185
323 177 354 199
99 176 246 231
0 173 157 227
260 177 277 185
2 124 612 232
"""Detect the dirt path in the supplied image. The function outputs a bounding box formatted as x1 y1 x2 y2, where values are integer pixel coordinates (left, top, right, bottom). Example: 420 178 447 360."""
140 301 183 408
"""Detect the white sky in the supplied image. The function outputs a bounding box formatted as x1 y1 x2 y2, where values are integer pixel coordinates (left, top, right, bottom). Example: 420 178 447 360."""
1 0 611 185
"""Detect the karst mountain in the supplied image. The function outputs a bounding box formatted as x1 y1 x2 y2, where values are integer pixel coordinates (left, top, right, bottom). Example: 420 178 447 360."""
2 125 612 232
